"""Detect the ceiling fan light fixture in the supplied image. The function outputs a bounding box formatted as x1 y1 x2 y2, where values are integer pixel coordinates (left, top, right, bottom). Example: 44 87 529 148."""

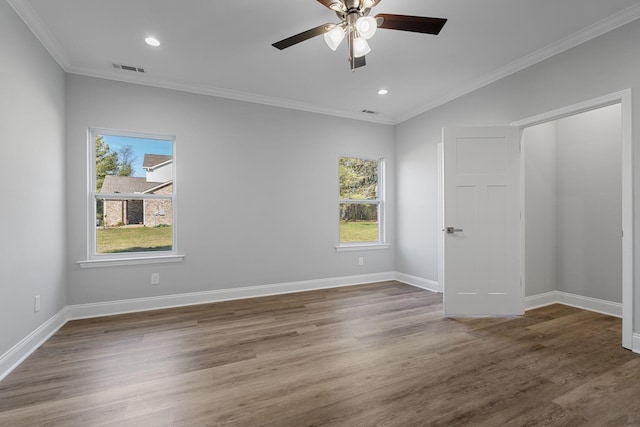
353 37 370 58
355 16 377 39
144 36 160 47
324 26 345 51
271 0 447 71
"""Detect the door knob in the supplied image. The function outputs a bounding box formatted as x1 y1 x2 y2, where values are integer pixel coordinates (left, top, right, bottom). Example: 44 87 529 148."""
445 227 463 234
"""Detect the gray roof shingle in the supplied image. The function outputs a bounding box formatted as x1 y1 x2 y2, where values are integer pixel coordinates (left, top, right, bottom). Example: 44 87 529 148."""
100 175 163 193
143 154 172 169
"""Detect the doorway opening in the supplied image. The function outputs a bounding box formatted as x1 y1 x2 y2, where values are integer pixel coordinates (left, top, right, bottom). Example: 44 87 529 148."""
437 90 632 348
514 90 632 349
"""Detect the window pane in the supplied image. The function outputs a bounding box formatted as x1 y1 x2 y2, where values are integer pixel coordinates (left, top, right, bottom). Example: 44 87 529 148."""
339 157 378 200
95 134 173 193
96 198 173 254
339 203 379 242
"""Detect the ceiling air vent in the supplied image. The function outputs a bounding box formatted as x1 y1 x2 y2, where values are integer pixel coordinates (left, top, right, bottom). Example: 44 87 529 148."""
112 63 146 73
361 109 379 115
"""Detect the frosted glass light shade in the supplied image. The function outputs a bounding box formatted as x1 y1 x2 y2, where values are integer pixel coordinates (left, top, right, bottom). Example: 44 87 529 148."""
353 37 371 58
356 16 377 39
324 26 345 51
145 37 160 47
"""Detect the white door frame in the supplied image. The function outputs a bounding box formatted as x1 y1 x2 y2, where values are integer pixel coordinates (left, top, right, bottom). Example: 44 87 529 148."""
512 89 633 350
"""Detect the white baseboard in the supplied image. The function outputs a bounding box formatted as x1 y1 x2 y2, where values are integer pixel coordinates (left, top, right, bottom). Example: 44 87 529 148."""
67 272 396 320
394 272 441 293
525 291 560 311
0 274 626 383
0 307 69 383
633 334 640 354
0 272 395 382
525 291 622 318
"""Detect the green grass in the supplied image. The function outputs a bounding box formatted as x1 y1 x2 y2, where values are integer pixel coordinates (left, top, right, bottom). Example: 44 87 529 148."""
97 226 173 254
340 220 379 243
97 222 376 253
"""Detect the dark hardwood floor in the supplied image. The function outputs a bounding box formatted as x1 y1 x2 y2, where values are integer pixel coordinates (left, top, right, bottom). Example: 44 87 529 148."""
1 281 638 426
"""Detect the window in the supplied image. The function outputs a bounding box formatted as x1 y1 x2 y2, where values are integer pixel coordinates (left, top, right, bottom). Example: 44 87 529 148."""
338 156 386 249
80 129 182 267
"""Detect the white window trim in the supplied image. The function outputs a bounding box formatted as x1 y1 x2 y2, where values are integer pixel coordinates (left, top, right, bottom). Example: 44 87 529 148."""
78 254 185 269
335 243 390 252
78 128 184 268
336 156 388 251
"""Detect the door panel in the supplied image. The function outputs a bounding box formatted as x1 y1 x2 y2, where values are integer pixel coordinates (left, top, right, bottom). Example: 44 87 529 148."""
486 185 507 294
443 127 522 316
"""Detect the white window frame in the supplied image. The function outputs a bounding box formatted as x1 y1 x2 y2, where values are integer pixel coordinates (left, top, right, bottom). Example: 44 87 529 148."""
336 156 390 252
78 128 184 268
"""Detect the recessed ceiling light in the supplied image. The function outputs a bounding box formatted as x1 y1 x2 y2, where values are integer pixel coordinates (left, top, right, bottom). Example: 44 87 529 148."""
378 89 389 95
145 37 160 47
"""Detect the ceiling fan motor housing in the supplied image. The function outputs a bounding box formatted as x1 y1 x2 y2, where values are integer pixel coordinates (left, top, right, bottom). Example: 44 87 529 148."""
334 0 372 19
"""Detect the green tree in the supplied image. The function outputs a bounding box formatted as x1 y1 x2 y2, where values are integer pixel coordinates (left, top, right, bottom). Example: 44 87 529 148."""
95 135 118 191
339 157 378 221
95 135 119 223
339 157 378 199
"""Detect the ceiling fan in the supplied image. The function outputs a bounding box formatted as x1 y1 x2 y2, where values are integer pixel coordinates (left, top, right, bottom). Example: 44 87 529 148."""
272 0 447 71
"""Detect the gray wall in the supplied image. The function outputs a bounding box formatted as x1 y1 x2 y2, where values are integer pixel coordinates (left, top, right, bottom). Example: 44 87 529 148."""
523 122 557 297
523 105 622 302
556 105 622 302
0 2 67 356
395 18 640 329
65 75 395 305
3 0 640 361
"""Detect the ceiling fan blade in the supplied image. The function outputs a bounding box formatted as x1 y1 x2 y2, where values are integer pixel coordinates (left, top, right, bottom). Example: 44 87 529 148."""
375 14 447 35
272 24 333 50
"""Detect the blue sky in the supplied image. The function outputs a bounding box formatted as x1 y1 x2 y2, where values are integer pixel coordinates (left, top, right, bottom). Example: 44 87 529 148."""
101 135 172 177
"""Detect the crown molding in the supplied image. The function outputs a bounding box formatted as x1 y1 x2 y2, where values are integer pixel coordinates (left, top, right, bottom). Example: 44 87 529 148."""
8 0 393 125
65 64 396 125
7 0 71 69
396 2 640 124
10 0 640 126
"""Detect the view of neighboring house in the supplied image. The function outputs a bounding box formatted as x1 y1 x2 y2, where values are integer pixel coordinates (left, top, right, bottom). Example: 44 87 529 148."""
101 154 173 227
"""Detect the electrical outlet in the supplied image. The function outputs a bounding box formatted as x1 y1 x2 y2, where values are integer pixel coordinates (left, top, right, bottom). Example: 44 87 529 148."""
151 273 160 285
358 256 364 266
34 295 40 312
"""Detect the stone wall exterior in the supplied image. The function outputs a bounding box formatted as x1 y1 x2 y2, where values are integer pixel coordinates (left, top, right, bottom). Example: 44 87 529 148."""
144 183 173 227
103 199 143 226
102 183 172 227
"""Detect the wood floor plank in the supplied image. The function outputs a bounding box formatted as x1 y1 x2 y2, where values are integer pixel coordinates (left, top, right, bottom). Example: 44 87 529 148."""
0 281 638 426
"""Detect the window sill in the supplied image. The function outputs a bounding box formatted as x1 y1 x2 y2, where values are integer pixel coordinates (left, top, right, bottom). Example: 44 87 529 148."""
335 243 390 252
77 254 185 269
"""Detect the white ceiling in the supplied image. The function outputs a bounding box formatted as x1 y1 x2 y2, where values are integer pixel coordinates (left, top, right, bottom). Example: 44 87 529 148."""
9 0 640 124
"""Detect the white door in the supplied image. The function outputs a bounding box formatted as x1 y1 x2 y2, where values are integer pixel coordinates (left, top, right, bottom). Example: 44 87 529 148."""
443 126 523 316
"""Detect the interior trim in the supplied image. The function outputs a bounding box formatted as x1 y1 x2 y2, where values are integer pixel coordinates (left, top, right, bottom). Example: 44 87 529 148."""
397 4 640 123
525 291 622 318
9 0 640 125
0 307 69 383
633 333 640 354
513 89 633 350
395 272 441 293
1 272 628 383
